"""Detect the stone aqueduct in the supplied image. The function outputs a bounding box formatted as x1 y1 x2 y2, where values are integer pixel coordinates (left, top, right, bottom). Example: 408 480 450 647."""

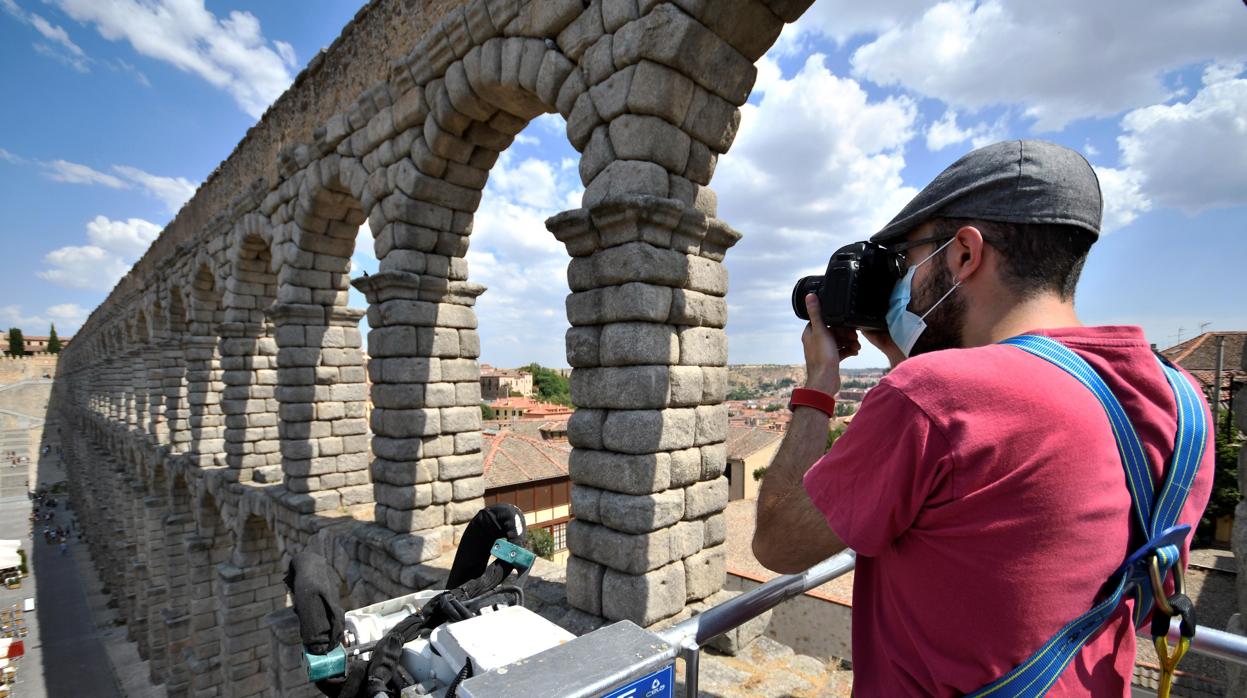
51 0 816 695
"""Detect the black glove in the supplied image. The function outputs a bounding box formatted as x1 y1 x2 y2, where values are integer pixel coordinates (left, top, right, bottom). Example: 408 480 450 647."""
446 503 526 590
284 551 346 655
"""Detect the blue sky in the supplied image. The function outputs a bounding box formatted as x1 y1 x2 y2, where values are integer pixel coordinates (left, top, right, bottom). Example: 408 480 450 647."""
1 1 1244 369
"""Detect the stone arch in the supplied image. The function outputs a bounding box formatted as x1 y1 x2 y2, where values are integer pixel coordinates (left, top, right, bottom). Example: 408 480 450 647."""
163 286 192 451
268 159 374 513
187 261 227 466
220 226 280 482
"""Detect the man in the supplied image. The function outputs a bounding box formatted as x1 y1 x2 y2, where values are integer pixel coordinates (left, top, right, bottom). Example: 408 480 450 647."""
752 140 1214 696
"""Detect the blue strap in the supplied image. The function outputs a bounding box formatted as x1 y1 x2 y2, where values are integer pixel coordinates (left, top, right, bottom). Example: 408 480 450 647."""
966 335 1207 697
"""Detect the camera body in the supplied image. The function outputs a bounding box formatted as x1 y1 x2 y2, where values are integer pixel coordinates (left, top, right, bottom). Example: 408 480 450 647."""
792 241 904 331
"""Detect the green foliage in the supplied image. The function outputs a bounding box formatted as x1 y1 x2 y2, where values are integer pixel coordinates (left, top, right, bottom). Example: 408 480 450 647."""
834 402 858 417
752 466 767 482
727 386 758 401
6 328 25 356
16 549 26 576
526 527 555 560
480 403 495 420
826 425 846 452
1197 411 1242 543
525 364 573 406
777 378 796 388
842 379 871 390
46 324 61 354
763 403 783 412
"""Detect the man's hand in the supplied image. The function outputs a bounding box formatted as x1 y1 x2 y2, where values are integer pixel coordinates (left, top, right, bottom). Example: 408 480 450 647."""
862 329 906 369
802 294 857 394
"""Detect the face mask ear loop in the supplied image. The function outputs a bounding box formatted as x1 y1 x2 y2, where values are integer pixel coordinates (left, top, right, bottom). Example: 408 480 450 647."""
912 236 962 321
918 279 961 322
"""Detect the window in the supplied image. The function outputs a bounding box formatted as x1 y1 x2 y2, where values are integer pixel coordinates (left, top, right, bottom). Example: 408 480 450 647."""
550 521 567 552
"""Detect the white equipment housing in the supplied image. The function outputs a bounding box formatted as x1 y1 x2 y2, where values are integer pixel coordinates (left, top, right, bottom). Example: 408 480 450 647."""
344 590 575 697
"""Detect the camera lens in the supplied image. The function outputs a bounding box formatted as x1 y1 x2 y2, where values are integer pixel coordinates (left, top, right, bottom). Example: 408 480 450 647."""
791 277 822 321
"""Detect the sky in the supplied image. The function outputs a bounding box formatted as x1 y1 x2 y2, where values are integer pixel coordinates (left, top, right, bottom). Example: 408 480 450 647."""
1 1 1245 369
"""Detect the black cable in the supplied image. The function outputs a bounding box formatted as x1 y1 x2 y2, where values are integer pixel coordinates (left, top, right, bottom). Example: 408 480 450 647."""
445 657 474 698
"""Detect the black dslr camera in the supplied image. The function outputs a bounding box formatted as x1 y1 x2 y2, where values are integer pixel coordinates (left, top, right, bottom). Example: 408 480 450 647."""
791 241 904 331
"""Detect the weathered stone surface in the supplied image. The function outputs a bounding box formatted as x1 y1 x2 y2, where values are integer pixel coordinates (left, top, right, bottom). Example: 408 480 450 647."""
601 561 685 625
569 449 670 495
684 476 728 519
602 408 696 453
599 489 684 534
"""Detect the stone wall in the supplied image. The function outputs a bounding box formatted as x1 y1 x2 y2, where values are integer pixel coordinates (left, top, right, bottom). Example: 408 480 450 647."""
0 355 59 385
52 1 814 695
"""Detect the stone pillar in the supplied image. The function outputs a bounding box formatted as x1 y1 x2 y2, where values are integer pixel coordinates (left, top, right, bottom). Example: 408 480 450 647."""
217 523 285 698
184 336 226 467
163 342 190 452
131 351 147 434
1229 374 1247 695
549 197 738 626
142 493 171 683
218 323 280 482
162 510 196 697
186 533 225 695
270 303 372 510
144 345 167 445
353 272 485 547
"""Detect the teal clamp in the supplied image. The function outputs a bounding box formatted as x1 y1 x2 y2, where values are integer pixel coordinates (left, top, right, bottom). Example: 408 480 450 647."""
491 538 537 585
304 644 347 683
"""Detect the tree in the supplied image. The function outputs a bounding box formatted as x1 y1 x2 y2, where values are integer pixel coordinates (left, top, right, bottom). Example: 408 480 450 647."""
826 424 846 451
480 402 495 420
525 363 573 406
727 386 757 401
5 329 24 357
46 324 61 354
1196 410 1242 544
834 402 858 417
526 527 555 560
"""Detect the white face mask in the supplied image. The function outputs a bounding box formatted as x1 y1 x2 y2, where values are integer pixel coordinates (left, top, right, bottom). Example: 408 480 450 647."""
886 238 961 357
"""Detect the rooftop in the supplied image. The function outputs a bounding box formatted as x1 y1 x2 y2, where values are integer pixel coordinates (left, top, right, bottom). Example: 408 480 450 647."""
482 427 570 489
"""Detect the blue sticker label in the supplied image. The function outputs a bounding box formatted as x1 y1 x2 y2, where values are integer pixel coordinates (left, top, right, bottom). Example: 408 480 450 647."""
601 664 674 698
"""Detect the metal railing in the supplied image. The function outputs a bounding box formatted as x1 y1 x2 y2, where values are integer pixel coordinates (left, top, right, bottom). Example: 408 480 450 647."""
656 549 1247 698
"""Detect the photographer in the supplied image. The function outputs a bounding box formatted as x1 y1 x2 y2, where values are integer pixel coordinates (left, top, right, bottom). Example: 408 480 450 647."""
752 140 1214 696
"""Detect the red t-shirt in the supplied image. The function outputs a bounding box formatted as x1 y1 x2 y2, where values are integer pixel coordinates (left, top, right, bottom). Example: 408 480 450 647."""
802 326 1214 696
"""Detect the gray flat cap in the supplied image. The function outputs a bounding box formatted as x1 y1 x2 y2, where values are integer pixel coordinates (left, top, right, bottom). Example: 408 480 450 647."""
871 140 1102 244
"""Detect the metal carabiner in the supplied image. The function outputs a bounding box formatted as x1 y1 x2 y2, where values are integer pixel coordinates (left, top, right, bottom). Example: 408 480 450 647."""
1147 553 1184 618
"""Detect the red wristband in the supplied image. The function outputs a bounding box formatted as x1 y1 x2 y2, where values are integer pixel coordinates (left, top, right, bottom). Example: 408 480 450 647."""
789 387 836 417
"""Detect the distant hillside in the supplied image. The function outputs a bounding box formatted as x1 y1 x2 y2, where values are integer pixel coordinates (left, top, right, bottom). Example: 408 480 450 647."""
728 365 806 394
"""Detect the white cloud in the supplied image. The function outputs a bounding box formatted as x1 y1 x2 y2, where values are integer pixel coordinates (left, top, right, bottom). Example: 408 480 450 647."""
37 245 130 290
1116 74 1247 213
38 215 162 291
0 303 89 335
712 54 918 365
925 109 1005 151
112 165 197 213
37 159 198 213
848 0 1247 131
468 148 584 368
1093 166 1151 234
84 215 162 258
44 159 126 188
0 148 24 164
2 0 90 72
50 0 297 117
768 0 929 55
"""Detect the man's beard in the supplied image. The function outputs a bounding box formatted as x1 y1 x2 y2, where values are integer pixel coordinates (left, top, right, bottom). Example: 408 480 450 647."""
908 259 966 356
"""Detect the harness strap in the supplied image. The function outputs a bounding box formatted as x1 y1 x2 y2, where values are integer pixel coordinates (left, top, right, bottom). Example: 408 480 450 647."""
965 335 1207 697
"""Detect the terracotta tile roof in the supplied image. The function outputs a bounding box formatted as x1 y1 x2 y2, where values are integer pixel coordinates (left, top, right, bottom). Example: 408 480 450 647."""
726 425 783 460
482 428 571 489
1161 332 1247 370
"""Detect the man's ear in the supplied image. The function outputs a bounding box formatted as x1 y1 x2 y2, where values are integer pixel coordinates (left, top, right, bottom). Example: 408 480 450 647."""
951 225 986 283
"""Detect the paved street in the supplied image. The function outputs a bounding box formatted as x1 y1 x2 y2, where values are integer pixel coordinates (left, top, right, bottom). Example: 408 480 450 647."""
0 451 122 697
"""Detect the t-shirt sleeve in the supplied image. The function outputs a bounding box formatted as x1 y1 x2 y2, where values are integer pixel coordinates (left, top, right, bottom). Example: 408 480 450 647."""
802 382 954 556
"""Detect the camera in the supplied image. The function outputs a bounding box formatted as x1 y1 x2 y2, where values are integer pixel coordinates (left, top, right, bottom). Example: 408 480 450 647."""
791 241 904 331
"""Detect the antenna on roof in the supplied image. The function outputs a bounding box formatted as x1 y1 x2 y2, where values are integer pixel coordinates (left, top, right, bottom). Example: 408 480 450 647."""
1172 326 1185 344
1198 322 1212 335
